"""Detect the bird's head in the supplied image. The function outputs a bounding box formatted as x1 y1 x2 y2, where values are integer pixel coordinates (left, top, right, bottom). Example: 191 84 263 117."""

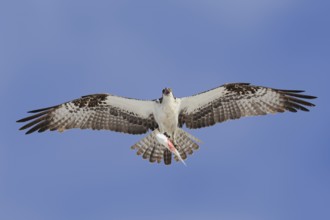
162 88 173 97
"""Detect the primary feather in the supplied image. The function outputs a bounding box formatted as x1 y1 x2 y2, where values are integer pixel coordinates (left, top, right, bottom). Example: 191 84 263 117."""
17 83 316 165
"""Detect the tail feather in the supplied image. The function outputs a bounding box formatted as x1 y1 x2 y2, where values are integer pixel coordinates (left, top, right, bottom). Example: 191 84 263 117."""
175 129 200 157
142 146 153 160
131 129 201 165
175 145 187 160
131 130 165 163
163 149 172 165
150 146 162 163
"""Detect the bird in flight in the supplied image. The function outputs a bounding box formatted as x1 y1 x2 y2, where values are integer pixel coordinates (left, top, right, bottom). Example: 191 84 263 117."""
17 83 316 165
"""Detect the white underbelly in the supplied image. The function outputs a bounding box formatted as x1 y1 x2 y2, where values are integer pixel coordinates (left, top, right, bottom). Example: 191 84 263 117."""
154 103 179 135
157 112 177 132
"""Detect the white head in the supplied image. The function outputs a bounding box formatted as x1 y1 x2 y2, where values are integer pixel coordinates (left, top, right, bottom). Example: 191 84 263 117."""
162 88 174 99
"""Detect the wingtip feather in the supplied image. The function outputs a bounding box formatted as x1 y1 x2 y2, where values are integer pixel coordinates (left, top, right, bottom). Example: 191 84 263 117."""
28 105 57 113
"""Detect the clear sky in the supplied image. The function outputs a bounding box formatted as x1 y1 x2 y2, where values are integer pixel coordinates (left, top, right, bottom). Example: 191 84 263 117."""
1 1 329 220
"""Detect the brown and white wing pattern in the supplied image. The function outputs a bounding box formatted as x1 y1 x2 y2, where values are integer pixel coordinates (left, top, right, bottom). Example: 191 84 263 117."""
179 83 317 129
17 94 158 135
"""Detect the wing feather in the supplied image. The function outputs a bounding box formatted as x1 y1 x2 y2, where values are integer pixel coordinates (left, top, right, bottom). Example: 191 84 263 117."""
17 94 158 134
179 83 316 129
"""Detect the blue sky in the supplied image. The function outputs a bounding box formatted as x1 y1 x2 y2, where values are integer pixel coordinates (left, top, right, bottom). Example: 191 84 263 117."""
1 0 329 219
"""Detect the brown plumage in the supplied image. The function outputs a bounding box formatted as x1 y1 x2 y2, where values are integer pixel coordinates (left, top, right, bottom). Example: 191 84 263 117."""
17 83 316 165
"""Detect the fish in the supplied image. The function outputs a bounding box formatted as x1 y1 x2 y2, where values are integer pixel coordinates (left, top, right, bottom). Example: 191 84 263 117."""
155 132 187 166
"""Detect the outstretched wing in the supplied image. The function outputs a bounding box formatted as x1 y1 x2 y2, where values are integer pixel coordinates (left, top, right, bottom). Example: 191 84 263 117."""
17 94 158 134
179 83 317 129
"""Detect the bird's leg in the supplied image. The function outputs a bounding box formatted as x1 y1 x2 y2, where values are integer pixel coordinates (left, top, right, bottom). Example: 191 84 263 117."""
164 132 178 148
164 132 170 138
155 132 186 166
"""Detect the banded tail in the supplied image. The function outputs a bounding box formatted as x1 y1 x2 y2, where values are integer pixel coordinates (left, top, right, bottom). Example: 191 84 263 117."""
131 129 200 165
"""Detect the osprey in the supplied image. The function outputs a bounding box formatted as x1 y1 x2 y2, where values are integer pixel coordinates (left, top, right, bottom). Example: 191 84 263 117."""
17 83 316 165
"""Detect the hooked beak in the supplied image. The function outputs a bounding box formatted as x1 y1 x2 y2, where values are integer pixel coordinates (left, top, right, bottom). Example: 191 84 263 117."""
163 88 171 96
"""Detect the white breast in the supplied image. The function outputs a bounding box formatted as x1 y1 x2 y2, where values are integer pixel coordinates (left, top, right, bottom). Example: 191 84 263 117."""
154 96 181 135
